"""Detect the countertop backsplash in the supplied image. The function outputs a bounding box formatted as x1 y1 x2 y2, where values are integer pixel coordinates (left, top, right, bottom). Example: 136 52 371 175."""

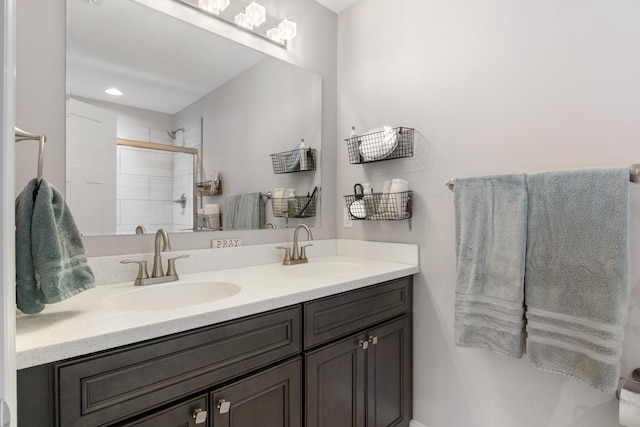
88 239 419 286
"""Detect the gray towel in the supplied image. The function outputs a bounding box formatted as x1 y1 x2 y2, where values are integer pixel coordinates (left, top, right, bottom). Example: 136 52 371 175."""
235 193 263 230
454 174 528 358
525 168 629 393
15 178 95 314
223 193 263 230
223 194 241 230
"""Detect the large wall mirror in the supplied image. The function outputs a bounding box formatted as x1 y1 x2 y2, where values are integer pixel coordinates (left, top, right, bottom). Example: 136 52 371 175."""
66 0 322 236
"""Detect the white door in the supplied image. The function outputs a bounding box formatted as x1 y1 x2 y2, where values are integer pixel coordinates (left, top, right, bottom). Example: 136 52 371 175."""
66 98 118 236
1 0 17 425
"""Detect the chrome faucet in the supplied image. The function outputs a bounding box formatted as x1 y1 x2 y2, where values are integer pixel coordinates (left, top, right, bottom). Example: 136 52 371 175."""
120 228 189 285
277 224 313 265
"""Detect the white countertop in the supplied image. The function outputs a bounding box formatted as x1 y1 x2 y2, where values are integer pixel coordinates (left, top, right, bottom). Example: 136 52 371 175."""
16 254 418 369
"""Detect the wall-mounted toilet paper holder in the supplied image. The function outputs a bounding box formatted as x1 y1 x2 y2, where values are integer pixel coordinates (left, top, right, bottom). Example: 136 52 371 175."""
617 368 640 400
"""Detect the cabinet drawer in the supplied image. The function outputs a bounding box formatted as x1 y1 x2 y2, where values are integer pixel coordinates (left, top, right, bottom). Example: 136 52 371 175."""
304 276 412 349
57 306 301 427
119 395 208 427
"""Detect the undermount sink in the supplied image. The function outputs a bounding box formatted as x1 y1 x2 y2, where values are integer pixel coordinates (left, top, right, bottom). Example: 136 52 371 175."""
101 281 241 312
282 261 366 277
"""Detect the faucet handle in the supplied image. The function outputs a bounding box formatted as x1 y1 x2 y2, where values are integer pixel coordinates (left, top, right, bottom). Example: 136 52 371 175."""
166 254 189 277
299 244 313 260
276 246 291 262
120 260 149 285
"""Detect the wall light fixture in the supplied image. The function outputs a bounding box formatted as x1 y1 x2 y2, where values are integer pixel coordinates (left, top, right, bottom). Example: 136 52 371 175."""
176 0 297 47
197 0 230 15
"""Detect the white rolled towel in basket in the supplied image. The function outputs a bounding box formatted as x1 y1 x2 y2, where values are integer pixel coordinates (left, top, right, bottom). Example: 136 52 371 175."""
390 179 409 218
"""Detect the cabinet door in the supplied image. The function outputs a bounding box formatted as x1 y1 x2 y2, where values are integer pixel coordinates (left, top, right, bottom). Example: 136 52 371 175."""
121 395 208 427
211 358 301 427
305 333 367 427
366 316 412 427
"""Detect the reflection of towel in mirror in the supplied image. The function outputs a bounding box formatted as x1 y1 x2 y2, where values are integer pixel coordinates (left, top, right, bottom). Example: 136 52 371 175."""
15 178 95 314
235 193 264 230
223 194 241 231
224 193 264 230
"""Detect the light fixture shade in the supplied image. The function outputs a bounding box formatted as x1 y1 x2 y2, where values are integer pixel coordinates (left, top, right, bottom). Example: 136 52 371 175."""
267 25 284 44
235 12 254 30
198 0 229 15
278 17 297 41
245 2 266 27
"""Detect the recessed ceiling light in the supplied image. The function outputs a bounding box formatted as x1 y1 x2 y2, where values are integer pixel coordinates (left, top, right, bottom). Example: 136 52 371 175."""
105 88 123 96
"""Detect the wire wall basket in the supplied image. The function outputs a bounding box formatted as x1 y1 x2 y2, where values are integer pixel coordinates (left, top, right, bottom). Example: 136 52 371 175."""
272 195 317 218
197 179 222 196
345 127 414 164
197 213 222 230
271 148 317 174
344 191 412 221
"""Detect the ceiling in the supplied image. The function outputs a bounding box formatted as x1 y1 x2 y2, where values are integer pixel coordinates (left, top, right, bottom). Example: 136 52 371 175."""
313 0 360 13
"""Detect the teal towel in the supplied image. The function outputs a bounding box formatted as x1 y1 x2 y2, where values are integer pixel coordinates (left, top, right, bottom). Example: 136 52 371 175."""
15 178 95 314
454 174 528 358
525 168 630 393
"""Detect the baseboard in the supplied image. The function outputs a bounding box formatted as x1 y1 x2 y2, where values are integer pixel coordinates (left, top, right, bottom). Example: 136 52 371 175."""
410 420 428 427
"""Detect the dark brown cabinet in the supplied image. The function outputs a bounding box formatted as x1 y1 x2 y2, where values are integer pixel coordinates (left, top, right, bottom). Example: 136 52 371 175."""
304 316 411 427
305 332 367 427
18 276 412 427
19 306 301 427
366 317 412 427
211 357 302 427
303 277 412 427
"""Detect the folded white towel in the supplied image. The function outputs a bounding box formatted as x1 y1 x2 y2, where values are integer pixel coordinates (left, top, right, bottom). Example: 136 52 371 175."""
273 188 286 215
390 178 409 218
204 204 219 215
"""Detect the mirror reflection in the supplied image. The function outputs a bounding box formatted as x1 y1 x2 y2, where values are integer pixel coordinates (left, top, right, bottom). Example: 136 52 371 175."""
66 0 322 236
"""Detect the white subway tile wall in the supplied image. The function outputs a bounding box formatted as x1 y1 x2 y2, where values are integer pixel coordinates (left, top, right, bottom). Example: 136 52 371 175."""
116 118 201 233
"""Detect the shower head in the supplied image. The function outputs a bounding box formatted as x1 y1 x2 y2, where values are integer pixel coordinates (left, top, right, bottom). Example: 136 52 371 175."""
167 128 185 139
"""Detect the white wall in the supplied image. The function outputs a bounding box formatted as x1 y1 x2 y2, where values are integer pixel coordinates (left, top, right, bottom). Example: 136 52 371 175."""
337 1 640 426
15 0 65 194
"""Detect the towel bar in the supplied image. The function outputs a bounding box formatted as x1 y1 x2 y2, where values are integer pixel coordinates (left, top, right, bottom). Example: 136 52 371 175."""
617 368 640 400
15 127 46 184
446 164 640 191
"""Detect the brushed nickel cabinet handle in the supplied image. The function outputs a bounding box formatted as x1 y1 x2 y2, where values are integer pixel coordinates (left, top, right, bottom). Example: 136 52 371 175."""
217 399 231 414
192 408 207 424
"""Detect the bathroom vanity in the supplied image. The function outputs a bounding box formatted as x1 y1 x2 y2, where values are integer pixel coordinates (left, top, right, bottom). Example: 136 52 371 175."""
16 247 417 427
